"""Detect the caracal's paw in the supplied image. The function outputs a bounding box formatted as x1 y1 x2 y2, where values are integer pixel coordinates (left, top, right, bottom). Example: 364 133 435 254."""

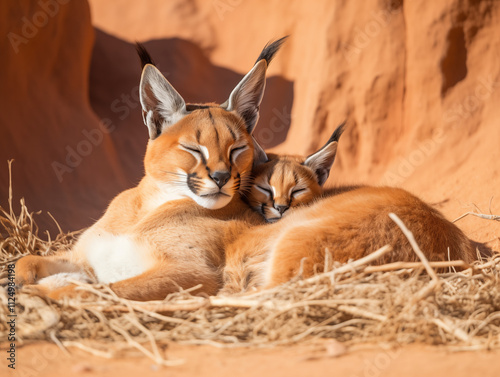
219 276 243 296
20 272 93 300
14 255 47 286
217 287 238 296
22 283 86 300
218 280 254 296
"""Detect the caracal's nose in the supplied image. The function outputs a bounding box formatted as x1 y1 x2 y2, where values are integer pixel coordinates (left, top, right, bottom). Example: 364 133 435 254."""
210 171 231 188
274 204 289 215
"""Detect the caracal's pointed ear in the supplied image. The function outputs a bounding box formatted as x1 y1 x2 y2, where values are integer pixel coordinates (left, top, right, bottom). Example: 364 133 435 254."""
304 121 346 186
222 36 288 134
222 60 267 134
252 136 269 167
222 37 287 167
139 62 187 140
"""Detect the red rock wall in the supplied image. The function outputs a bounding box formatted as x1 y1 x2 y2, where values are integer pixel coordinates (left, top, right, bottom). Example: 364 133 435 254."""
0 1 130 232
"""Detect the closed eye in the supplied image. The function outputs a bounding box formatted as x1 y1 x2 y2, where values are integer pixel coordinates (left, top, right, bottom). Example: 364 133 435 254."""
256 185 273 197
180 145 201 154
291 188 306 197
230 145 248 160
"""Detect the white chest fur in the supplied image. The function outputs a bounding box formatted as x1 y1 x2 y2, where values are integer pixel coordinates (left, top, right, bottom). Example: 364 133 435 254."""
84 233 155 284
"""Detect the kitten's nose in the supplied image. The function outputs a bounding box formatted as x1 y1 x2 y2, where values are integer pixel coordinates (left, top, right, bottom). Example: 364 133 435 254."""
274 204 289 215
210 171 231 188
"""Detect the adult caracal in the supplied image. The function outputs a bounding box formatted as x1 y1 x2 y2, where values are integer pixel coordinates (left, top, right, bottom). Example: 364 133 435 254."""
15 38 288 300
223 165 477 294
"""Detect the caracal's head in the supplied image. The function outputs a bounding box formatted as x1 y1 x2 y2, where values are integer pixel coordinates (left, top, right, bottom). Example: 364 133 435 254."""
247 122 345 222
137 38 286 209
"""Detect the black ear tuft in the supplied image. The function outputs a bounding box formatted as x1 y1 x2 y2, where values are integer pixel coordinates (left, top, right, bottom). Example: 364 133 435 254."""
254 36 289 65
136 42 156 69
223 37 288 134
327 120 347 144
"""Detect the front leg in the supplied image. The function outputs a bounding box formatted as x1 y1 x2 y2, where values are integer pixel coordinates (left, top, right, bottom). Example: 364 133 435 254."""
23 264 219 301
25 283 93 300
109 261 220 301
15 254 88 287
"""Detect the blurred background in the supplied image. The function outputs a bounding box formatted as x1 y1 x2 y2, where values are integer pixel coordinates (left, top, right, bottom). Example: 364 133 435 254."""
0 0 499 248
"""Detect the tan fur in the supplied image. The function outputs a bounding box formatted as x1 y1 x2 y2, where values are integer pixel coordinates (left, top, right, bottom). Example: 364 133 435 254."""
14 37 291 300
16 107 264 300
223 186 477 294
15 41 476 300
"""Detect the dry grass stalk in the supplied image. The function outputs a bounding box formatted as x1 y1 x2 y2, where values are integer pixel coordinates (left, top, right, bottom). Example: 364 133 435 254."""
0 161 79 274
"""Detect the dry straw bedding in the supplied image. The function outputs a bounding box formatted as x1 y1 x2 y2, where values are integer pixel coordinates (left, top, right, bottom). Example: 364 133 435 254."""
1 167 500 365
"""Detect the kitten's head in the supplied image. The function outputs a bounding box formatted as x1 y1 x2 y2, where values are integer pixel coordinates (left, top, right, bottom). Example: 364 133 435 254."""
247 122 345 222
137 38 287 210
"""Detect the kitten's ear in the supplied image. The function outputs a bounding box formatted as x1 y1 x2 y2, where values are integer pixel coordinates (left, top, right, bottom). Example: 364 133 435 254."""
139 64 187 140
222 36 288 134
304 122 346 186
252 136 269 167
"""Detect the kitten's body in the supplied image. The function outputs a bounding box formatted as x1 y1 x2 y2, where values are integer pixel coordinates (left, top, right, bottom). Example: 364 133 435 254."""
223 144 476 294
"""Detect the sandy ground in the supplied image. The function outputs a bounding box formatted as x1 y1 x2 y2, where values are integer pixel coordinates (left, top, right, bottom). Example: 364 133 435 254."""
2 342 500 377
